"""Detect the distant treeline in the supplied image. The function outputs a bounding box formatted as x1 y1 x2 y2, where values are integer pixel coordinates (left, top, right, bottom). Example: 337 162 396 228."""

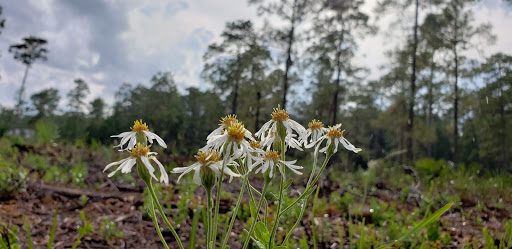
0 0 511 171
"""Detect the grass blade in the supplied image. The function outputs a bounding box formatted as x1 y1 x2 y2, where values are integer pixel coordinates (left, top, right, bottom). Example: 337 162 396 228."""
47 209 58 249
312 185 320 249
376 202 453 249
189 206 203 249
23 215 33 249
359 218 365 249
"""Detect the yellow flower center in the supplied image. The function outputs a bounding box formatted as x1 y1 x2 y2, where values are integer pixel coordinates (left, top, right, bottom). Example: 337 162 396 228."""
271 105 289 122
326 126 344 139
130 143 151 158
195 150 220 164
131 119 149 132
308 119 324 130
263 150 280 162
219 114 238 127
250 141 263 149
227 122 246 142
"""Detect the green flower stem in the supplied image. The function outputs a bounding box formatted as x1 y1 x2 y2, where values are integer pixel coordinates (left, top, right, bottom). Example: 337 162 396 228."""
278 151 333 217
213 157 228 248
206 188 214 248
242 179 270 249
268 174 284 248
283 144 322 244
220 174 248 248
149 194 170 249
147 182 184 249
237 158 257 210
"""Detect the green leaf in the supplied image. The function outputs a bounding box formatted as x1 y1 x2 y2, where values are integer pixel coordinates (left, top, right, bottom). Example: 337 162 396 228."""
255 222 270 245
249 199 257 218
250 235 267 249
268 192 279 201
272 246 287 249
303 186 316 198
376 202 453 249
283 179 293 190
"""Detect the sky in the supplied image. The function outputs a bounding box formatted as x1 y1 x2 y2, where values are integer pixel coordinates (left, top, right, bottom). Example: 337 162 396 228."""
0 0 510 111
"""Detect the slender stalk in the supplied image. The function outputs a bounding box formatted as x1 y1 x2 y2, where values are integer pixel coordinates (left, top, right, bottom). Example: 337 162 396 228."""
283 144 321 243
220 174 248 248
279 152 333 216
269 174 284 248
147 183 184 249
206 188 213 248
242 179 270 249
213 158 228 247
148 195 170 249
283 199 307 243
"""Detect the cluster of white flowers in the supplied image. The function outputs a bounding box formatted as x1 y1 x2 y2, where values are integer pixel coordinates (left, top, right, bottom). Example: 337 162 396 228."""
104 107 361 186
104 120 169 184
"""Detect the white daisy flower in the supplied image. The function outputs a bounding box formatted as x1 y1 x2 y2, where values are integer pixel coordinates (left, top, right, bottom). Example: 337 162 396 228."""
306 124 362 154
110 120 167 151
261 132 303 151
252 150 303 178
255 106 307 147
202 121 255 161
206 114 238 141
104 143 169 184
306 119 328 145
171 150 241 185
245 140 265 171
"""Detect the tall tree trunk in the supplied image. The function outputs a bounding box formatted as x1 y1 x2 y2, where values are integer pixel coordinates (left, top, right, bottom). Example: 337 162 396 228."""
232 80 239 114
255 91 262 131
406 0 419 162
282 0 297 110
427 52 435 157
15 64 30 116
453 43 459 167
331 27 345 126
498 64 509 169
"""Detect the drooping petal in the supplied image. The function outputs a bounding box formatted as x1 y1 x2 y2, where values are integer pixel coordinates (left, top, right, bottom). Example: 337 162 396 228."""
104 158 129 172
141 156 158 181
152 157 169 184
193 168 201 185
340 137 362 153
121 158 137 173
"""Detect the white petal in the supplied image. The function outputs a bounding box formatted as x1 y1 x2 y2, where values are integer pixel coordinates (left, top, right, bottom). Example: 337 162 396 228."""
121 158 137 173
341 137 362 153
141 156 158 181
193 168 201 185
104 158 128 172
152 157 169 184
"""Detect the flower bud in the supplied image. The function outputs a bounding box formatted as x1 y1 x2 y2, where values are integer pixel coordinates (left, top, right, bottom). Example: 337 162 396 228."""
200 165 217 191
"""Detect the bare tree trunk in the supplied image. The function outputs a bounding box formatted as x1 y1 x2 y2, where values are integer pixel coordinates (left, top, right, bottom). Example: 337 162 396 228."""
15 64 30 116
498 64 509 169
255 91 261 131
232 80 239 114
427 53 435 157
453 43 459 167
282 0 297 110
331 26 345 126
406 0 419 162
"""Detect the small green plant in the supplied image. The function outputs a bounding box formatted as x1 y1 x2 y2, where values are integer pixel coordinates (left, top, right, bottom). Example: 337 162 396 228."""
100 218 124 245
71 211 93 249
0 158 28 199
35 119 59 144
0 223 19 249
70 163 87 187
